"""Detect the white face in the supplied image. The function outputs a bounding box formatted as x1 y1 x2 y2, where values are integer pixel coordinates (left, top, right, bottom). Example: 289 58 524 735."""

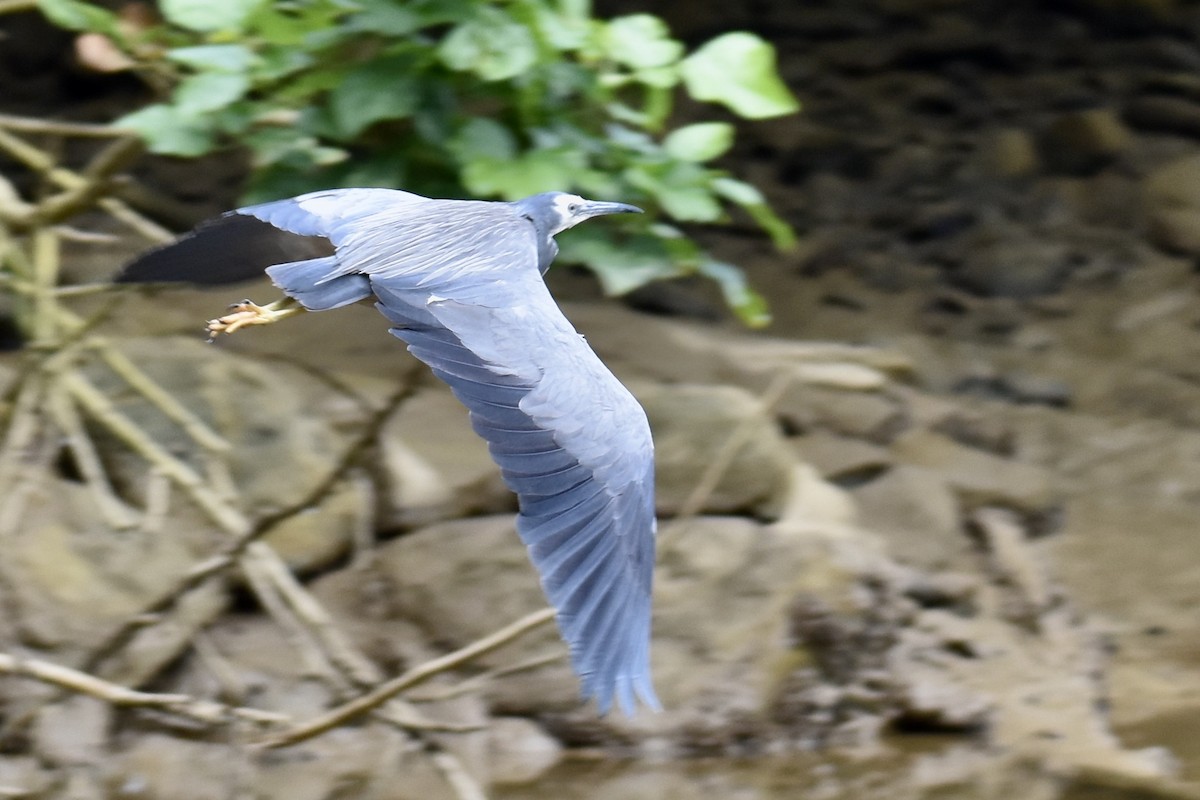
549 193 588 235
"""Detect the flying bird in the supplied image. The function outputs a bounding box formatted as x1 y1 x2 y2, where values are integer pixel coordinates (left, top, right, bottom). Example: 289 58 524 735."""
118 189 659 714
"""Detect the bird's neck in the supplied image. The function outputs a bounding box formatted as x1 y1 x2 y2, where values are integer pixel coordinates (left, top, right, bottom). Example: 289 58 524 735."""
537 237 559 275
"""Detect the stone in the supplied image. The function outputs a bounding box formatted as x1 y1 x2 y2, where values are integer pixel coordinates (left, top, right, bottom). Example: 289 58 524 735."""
4 478 226 665
640 383 797 518
851 465 967 570
31 697 111 768
0 756 51 798
1041 108 1132 173
487 717 563 785
1125 95 1200 138
374 386 514 529
890 429 1058 516
979 127 1038 177
84 337 364 572
777 385 906 442
775 463 861 528
1142 153 1200 211
793 430 892 483
111 729 454 800
1147 206 1200 255
951 223 1075 298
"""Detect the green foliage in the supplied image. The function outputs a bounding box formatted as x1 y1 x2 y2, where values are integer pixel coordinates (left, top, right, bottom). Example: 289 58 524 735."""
37 0 800 326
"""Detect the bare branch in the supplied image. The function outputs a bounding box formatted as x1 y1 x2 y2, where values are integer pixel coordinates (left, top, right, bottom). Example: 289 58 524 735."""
259 607 557 749
0 113 128 138
0 652 287 728
81 376 417 672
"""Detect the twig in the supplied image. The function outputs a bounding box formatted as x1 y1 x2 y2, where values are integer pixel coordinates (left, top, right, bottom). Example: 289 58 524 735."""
0 1 37 16
259 607 557 749
0 652 287 727
427 749 490 800
61 368 247 530
81 377 416 672
244 542 377 686
25 137 145 228
0 126 171 243
46 384 138 529
89 337 231 453
0 113 128 138
675 371 794 521
407 652 566 703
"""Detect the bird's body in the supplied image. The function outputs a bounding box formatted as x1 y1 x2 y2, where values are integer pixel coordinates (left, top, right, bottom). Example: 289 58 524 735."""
119 189 659 714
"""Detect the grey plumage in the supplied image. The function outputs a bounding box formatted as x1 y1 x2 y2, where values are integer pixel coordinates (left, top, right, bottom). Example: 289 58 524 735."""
118 188 658 714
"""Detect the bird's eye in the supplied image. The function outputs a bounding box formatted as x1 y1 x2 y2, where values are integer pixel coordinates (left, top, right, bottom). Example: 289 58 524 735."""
567 203 580 214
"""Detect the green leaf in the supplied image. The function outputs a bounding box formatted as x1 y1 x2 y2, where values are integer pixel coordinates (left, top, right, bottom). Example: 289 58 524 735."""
712 176 797 249
696 260 772 327
603 15 683 69
173 72 250 115
681 32 799 119
450 119 517 162
329 57 420 139
161 0 264 32
627 163 722 222
438 9 537 81
463 146 586 199
663 122 734 162
36 0 116 32
168 44 258 73
349 0 423 35
559 229 684 295
533 0 591 51
113 105 214 157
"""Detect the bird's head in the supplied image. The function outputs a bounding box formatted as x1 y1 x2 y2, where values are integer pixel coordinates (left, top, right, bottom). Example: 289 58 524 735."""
516 192 643 236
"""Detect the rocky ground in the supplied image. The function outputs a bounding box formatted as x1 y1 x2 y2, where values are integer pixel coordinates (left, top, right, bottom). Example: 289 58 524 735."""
5 0 1200 798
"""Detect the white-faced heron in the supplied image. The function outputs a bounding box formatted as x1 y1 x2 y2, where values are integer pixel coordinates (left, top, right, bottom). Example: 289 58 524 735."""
119 189 659 714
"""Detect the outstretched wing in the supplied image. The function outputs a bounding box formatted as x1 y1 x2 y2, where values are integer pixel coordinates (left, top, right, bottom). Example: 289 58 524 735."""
248 190 660 713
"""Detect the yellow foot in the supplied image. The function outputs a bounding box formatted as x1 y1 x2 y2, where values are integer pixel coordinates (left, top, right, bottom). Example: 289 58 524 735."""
206 298 299 340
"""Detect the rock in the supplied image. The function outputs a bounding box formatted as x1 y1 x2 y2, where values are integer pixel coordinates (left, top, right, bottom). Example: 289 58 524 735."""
5 478 226 667
1125 95 1200 138
168 615 339 719
487 717 563 785
889 429 1058 517
777 385 906 442
640 383 797 518
320 516 577 713
1114 292 1193 332
951 223 1075 298
793 430 892 483
374 386 514 530
0 756 51 798
31 697 111 767
1137 151 1200 256
851 465 968 570
1041 108 1132 173
775 463 861 528
111 729 455 800
1143 153 1200 211
562 303 913 392
84 337 363 572
979 127 1039 177
1147 206 1200 255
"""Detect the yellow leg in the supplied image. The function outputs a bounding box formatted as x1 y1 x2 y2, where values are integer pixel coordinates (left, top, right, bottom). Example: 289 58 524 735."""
207 297 301 339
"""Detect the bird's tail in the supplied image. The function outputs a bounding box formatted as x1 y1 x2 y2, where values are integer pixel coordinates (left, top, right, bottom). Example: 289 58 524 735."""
266 257 372 311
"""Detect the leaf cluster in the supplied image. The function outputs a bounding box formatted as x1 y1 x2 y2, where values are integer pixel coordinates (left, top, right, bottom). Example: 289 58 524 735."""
39 0 800 324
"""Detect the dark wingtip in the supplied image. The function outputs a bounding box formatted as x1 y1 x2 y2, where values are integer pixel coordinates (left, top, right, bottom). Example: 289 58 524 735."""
116 213 333 286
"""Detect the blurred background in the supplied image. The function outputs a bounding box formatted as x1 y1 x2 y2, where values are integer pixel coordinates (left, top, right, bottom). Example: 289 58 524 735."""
1 0 1199 798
